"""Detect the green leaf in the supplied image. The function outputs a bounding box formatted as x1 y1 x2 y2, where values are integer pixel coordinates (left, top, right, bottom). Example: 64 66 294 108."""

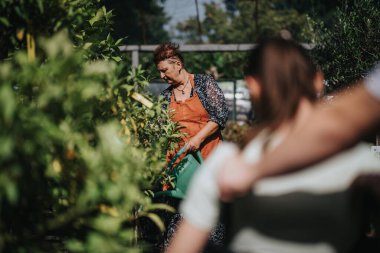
92 216 121 234
111 56 121 62
84 60 115 75
37 0 44 13
102 6 107 16
81 83 102 99
142 213 165 232
5 182 18 204
75 34 84 41
143 203 175 213
83 42 93 49
89 8 104 26
114 38 123 46
0 137 14 159
0 17 10 27
66 240 85 252
0 175 18 204
0 85 16 124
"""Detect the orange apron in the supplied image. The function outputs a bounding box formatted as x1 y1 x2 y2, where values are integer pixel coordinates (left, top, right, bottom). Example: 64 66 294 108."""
167 75 223 164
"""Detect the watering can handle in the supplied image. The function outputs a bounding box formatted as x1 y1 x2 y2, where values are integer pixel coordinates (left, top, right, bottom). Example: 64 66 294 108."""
165 144 203 174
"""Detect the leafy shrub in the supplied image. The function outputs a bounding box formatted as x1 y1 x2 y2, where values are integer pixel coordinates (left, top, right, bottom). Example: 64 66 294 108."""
0 29 181 253
312 0 380 92
0 1 181 252
222 122 250 145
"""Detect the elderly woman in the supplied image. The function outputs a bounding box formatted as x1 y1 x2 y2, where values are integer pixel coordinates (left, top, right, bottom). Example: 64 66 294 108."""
154 42 229 162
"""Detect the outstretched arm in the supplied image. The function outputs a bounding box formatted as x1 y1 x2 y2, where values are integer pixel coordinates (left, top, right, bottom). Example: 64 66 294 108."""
260 84 380 173
166 219 209 253
219 84 380 201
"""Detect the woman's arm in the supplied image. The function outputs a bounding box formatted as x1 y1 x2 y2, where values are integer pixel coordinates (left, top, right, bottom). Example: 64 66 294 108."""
195 74 229 129
166 219 210 253
187 121 219 150
160 86 172 109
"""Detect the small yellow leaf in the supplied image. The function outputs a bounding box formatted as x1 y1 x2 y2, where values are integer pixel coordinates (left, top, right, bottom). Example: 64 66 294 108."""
130 118 137 134
99 204 120 217
26 32 36 62
52 159 62 173
16 29 24 41
123 126 131 136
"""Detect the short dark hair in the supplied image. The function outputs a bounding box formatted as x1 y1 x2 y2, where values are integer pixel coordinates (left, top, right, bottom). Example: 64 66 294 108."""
153 42 184 66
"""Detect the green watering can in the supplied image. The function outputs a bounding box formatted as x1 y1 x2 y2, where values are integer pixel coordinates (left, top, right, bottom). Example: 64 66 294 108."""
154 145 203 199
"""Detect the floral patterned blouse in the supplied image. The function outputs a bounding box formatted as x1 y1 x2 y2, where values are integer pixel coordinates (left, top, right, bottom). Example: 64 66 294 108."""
160 74 229 129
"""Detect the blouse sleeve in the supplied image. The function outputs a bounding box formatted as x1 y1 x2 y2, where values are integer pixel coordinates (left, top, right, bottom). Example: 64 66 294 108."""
160 87 172 110
196 75 229 129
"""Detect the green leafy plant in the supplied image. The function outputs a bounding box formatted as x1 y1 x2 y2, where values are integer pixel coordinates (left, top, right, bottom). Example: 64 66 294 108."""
0 29 181 253
0 1 182 252
312 0 380 92
222 121 250 145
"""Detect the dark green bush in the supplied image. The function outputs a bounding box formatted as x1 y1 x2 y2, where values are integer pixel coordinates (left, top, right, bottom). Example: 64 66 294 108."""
312 0 380 92
0 1 181 252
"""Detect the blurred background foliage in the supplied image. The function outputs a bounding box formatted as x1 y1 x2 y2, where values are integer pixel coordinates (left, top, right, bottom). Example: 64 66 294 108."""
312 0 380 92
0 0 181 252
122 0 378 94
176 0 315 43
104 0 170 45
117 0 345 81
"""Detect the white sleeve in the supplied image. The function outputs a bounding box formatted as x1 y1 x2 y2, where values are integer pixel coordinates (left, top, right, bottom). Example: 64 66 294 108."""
365 64 380 101
180 143 239 230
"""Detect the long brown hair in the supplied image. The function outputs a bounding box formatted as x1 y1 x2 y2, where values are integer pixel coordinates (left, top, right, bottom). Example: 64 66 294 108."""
243 38 318 145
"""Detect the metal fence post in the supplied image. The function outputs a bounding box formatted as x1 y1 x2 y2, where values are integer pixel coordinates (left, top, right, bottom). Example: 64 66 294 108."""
132 49 139 68
233 80 237 121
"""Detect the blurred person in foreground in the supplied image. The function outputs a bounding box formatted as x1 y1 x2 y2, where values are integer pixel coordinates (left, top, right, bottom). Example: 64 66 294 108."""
154 42 228 164
218 64 380 201
166 38 380 253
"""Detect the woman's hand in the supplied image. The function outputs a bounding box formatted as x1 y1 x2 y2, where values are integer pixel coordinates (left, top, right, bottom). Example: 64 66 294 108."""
186 136 203 151
186 121 219 152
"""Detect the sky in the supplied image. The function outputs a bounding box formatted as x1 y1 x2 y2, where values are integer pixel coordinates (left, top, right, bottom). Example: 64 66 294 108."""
162 0 224 34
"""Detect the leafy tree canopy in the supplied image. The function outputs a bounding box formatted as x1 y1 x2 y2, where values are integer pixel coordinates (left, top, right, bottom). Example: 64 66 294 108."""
104 0 170 44
312 0 380 92
176 0 316 43
276 0 341 27
159 0 323 80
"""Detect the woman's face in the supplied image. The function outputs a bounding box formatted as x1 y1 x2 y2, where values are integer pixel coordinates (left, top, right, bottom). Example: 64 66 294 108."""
156 59 182 85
